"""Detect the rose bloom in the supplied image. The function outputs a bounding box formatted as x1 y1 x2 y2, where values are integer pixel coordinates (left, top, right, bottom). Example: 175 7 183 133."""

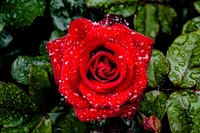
47 14 154 122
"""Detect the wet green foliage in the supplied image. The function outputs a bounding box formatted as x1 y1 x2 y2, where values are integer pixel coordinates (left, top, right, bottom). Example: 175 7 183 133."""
53 109 88 133
29 65 52 112
134 4 160 39
0 114 43 133
167 30 200 88
0 0 46 29
0 82 37 127
139 90 167 119
11 55 53 85
167 89 200 133
147 49 169 88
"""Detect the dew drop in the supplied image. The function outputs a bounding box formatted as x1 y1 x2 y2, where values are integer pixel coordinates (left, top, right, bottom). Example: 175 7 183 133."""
131 32 135 35
173 48 180 55
128 112 132 115
138 57 142 60
119 55 123 59
189 81 194 86
53 58 57 63
87 93 91 97
114 108 120 112
102 115 106 118
97 117 101 121
143 54 149 60
178 62 186 66
65 61 68 65
188 41 192 44
140 42 144 46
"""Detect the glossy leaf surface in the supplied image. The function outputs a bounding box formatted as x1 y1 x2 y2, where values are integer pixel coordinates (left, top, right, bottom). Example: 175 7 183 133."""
0 82 37 127
147 49 169 88
167 30 200 88
134 4 159 39
139 90 167 119
0 0 46 29
167 89 200 133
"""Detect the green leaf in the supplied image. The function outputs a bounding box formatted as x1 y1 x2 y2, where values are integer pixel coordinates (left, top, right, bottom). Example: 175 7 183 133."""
49 29 66 41
139 90 167 119
166 30 200 88
1 114 43 133
48 112 65 126
50 0 86 31
29 65 51 112
31 116 52 133
134 4 159 39
167 89 200 133
0 30 13 49
182 17 200 34
86 0 138 18
0 22 4 32
0 0 46 29
194 1 200 14
0 82 37 127
157 5 177 35
197 78 200 90
39 41 48 55
11 55 53 85
54 109 88 133
147 49 169 88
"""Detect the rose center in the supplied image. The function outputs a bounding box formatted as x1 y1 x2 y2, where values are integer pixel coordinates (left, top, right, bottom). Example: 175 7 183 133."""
87 51 119 83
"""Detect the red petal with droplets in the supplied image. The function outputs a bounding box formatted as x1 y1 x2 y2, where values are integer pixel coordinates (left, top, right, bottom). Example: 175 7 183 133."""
79 53 147 110
46 37 66 84
74 102 139 122
59 18 94 108
69 25 137 92
112 24 154 68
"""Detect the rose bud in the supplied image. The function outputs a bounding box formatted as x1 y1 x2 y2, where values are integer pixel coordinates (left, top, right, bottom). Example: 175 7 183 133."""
46 14 154 122
142 115 162 133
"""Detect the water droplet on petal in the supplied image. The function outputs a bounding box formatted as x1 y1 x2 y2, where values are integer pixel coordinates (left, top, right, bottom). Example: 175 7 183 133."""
87 93 91 97
114 108 120 112
119 55 123 59
102 115 106 118
65 61 68 65
97 117 101 121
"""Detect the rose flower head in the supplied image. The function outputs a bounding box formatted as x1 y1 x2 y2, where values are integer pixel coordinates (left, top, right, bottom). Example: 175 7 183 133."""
46 14 154 122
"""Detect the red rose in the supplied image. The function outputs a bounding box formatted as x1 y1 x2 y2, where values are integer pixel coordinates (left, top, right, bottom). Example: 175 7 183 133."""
47 14 154 122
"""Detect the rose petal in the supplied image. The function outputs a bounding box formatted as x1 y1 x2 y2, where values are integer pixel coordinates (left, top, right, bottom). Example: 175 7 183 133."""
69 25 137 92
129 59 147 103
79 53 147 109
74 102 138 122
132 32 154 68
80 80 133 109
104 42 135 93
80 49 127 92
59 18 94 108
46 37 65 84
74 107 121 122
112 24 154 68
64 18 94 90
